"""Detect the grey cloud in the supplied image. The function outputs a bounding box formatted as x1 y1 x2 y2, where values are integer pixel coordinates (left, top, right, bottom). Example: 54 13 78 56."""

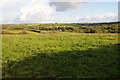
118 2 120 21
49 2 83 11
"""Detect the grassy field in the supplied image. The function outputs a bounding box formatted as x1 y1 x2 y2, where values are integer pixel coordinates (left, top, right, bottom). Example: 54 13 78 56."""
2 33 119 78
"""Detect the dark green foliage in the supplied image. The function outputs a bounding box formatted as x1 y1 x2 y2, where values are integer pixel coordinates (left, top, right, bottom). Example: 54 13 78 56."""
85 29 96 33
30 30 41 33
1 22 119 33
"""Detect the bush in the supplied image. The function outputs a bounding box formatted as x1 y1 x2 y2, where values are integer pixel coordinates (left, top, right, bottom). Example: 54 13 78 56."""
85 29 96 33
30 30 41 33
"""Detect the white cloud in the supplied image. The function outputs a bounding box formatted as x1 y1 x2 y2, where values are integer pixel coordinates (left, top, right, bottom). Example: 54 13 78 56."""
0 0 31 24
1 13 19 24
17 0 85 23
78 13 118 23
1 2 26 10
50 0 119 2
0 0 30 10
0 16 2 23
0 0 118 24
16 0 56 23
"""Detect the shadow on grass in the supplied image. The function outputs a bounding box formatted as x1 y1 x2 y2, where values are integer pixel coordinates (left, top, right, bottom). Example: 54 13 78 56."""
2 44 120 78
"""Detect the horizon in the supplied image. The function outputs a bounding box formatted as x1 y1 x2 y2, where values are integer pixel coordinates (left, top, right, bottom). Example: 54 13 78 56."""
0 21 119 25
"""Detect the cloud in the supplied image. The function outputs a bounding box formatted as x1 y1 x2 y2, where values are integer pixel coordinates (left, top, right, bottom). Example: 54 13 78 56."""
1 13 19 24
1 2 26 10
0 0 31 24
17 0 85 22
118 2 120 21
0 0 118 24
16 0 87 23
78 13 118 23
0 16 2 23
16 0 56 23
0 0 30 10
49 2 84 11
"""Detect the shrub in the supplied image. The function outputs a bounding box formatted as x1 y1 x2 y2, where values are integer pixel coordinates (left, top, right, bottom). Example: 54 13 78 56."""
30 30 41 33
85 29 96 33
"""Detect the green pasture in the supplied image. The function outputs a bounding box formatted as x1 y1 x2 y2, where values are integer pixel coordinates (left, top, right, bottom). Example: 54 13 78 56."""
2 33 119 78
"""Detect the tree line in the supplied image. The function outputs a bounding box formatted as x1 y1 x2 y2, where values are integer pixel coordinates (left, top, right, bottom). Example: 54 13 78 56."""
2 22 119 33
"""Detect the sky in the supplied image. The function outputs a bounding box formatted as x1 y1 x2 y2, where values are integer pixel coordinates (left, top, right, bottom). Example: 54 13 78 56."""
0 0 119 24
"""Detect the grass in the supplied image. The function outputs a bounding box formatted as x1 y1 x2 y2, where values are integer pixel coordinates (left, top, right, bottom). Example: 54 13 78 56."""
7 30 22 33
2 29 56 35
2 33 120 78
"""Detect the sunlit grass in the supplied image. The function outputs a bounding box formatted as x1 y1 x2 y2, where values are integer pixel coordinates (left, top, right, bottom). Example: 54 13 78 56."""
2 33 119 78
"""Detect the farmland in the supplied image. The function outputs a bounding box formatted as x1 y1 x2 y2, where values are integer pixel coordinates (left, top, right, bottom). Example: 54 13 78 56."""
1 22 120 78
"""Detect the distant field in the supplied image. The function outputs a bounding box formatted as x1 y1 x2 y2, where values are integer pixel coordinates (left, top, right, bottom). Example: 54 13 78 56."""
2 33 119 78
